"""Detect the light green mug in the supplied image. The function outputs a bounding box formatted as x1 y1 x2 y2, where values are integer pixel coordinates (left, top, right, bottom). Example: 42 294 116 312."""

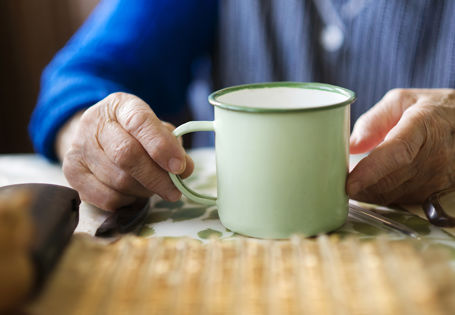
169 82 355 238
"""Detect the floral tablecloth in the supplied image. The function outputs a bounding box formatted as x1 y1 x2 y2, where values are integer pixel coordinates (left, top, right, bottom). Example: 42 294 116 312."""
0 149 454 249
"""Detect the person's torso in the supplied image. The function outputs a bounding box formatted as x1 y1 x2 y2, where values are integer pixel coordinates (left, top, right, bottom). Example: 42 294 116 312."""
211 0 455 123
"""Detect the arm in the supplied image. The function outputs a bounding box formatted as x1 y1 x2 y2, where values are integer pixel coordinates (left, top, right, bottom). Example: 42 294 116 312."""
30 0 217 210
30 0 217 161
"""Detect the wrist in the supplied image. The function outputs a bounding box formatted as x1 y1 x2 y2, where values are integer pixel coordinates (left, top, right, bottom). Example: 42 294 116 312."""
55 111 84 162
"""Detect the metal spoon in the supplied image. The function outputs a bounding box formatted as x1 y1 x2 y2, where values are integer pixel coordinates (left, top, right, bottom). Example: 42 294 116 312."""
349 201 420 239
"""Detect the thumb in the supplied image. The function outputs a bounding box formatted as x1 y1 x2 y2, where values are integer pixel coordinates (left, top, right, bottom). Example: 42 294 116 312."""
350 89 415 154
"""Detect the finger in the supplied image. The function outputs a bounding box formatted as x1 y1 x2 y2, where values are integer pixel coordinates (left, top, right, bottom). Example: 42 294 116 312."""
352 183 409 205
353 173 427 205
347 106 426 196
63 153 136 211
78 174 137 211
348 166 418 204
109 93 187 174
97 120 182 201
391 162 453 204
392 185 433 204
180 154 195 179
162 121 183 146
82 137 153 197
350 89 416 154
350 165 417 197
155 121 194 178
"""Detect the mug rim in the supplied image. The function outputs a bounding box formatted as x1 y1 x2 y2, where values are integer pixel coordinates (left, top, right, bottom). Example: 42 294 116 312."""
208 82 356 113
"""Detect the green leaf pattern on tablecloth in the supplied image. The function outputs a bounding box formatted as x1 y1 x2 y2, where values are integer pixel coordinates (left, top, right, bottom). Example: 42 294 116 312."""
203 209 219 221
170 207 207 222
154 199 184 209
138 226 155 237
145 210 173 223
198 228 223 239
137 149 455 246
351 221 385 236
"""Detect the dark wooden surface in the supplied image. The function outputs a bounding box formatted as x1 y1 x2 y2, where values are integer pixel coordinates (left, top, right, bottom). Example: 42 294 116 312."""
0 0 99 154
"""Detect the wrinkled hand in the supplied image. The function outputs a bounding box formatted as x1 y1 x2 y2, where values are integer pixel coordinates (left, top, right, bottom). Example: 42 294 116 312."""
347 89 455 205
62 93 193 211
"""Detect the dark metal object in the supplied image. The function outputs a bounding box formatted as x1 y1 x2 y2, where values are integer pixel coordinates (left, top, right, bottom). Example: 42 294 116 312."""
423 188 455 227
0 183 80 291
95 198 150 237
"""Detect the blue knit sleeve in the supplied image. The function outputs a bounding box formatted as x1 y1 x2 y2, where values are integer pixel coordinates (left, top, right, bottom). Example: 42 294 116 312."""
29 0 217 161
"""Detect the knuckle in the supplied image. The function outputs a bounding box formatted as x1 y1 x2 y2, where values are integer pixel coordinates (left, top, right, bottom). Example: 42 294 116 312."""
106 92 129 102
386 88 407 100
111 139 136 168
115 96 154 132
393 137 416 165
113 172 134 192
410 105 433 118
404 107 432 138
106 92 138 120
122 108 150 133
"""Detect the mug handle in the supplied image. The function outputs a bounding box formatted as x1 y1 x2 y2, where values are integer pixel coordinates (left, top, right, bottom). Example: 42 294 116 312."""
168 121 217 206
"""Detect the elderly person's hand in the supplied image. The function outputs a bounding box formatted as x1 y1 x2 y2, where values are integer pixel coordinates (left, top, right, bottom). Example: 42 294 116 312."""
347 89 455 205
57 92 194 211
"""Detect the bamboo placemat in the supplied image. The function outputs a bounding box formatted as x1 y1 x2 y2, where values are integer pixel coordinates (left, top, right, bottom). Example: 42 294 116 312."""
28 234 455 315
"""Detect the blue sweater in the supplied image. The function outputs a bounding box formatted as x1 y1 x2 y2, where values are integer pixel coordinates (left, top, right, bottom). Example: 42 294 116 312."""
30 0 455 161
29 0 217 161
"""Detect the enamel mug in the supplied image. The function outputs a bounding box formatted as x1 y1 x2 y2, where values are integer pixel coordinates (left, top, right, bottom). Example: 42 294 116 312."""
169 82 355 238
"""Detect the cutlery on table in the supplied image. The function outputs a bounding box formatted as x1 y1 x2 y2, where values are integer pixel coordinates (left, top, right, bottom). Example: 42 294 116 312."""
348 201 420 239
95 198 150 237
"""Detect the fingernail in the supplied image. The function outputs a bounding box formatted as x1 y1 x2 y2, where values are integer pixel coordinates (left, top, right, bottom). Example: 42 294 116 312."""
348 181 362 196
169 158 185 174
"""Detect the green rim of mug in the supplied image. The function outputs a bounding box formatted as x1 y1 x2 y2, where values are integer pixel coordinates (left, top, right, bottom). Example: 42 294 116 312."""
208 82 356 113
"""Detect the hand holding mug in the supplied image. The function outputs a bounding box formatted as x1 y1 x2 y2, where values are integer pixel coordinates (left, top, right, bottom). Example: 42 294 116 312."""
348 89 455 205
60 92 194 211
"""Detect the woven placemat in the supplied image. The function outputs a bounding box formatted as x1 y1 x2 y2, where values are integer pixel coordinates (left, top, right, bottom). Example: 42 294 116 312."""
27 234 455 315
